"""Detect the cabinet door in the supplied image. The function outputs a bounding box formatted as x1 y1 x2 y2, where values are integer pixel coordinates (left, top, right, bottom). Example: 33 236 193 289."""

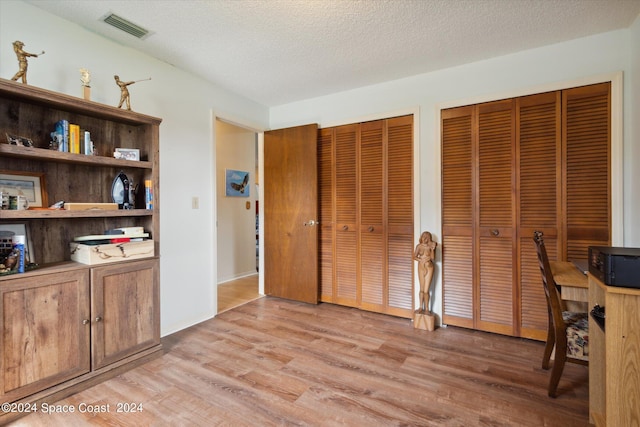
91 259 160 370
0 270 90 403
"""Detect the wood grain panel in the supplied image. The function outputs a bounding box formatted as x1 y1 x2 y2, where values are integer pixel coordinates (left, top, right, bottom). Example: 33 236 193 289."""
518 93 559 228
1 270 90 402
442 235 473 322
360 121 383 225
335 125 358 225
442 110 473 227
520 236 555 339
478 236 513 331
478 101 514 227
335 231 357 307
387 233 413 314
360 232 384 307
387 116 413 227
318 129 334 301
564 83 611 258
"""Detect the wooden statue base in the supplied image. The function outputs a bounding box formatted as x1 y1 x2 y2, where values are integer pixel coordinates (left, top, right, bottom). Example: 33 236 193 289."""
413 310 435 331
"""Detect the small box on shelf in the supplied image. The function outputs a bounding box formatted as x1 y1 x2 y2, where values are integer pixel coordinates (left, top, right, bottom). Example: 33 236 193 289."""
70 240 154 265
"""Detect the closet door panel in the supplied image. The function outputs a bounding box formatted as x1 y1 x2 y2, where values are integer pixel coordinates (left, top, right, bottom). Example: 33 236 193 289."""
359 121 384 309
517 92 561 340
335 125 359 307
386 116 414 315
563 83 611 259
477 100 515 334
441 107 474 327
318 128 335 302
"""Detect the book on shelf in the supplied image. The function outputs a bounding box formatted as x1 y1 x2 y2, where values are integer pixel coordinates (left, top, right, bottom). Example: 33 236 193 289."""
54 119 69 152
69 124 80 154
145 180 153 210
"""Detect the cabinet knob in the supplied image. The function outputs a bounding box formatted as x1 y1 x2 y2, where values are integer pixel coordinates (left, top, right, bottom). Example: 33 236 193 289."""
342 225 349 231
491 229 500 237
368 226 374 232
82 319 90 325
95 316 103 322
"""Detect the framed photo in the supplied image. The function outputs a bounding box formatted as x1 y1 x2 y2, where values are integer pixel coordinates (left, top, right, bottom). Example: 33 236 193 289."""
114 148 140 161
0 171 47 208
225 169 250 197
0 223 34 264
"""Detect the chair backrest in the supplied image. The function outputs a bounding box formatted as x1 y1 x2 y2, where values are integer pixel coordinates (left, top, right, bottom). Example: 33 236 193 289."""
533 231 565 328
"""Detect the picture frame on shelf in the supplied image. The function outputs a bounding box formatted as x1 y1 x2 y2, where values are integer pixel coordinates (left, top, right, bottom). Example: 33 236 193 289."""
0 170 47 207
0 222 34 264
225 169 250 197
114 148 140 161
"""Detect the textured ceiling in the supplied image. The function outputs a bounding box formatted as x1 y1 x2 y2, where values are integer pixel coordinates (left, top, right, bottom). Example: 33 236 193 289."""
24 0 640 107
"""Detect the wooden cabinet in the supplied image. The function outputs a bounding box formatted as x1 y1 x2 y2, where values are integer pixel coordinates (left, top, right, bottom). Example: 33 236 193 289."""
588 274 640 426
0 269 90 404
318 115 414 318
441 83 610 339
91 259 160 370
0 78 161 423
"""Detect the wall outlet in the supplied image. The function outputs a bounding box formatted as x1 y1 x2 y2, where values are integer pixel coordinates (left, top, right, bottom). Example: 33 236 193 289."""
192 196 199 209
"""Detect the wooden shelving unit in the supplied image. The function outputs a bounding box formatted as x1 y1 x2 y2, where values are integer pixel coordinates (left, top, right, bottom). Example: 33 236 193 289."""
0 78 162 423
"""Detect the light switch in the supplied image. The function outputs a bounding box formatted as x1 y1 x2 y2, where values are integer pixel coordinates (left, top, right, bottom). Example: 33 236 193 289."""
192 196 199 209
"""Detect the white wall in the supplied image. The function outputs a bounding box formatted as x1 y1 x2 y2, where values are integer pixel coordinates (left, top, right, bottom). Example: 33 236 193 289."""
270 24 640 322
0 1 269 336
215 120 257 283
629 14 640 245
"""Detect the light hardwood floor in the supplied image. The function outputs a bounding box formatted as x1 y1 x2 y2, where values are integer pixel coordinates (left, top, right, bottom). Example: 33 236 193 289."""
9 297 588 426
217 274 261 313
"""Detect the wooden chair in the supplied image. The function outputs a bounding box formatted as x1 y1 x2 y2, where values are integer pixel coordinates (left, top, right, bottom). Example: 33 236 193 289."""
533 231 588 397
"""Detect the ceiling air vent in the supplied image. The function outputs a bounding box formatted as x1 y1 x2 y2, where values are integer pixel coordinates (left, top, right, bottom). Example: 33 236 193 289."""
102 13 150 39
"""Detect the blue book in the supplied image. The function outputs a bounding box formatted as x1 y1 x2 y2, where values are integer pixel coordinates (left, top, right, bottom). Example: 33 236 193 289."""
55 119 69 152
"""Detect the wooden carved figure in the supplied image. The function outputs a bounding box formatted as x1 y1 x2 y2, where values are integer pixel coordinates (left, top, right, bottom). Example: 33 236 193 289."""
414 231 437 313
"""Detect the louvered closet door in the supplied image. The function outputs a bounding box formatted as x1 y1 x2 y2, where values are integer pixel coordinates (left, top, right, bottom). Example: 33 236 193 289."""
476 100 516 335
517 91 561 340
334 124 359 307
318 128 335 302
563 83 611 257
441 106 474 328
385 115 414 317
359 120 385 312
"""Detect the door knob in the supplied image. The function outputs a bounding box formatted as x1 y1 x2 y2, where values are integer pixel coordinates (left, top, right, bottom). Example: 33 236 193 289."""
304 220 318 226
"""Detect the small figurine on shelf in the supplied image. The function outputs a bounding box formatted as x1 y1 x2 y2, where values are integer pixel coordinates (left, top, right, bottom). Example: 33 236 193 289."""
114 75 151 110
80 68 91 100
11 40 44 84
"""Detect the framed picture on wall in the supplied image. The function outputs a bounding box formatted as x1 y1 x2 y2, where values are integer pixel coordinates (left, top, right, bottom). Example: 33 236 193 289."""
225 169 250 197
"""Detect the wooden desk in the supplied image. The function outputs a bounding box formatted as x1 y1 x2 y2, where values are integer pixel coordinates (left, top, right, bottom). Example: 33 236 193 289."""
550 260 588 303
589 274 640 426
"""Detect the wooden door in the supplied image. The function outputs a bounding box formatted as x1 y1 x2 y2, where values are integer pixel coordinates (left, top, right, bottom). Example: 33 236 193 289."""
563 83 611 258
91 259 160 369
442 106 474 328
517 91 561 340
264 124 319 304
476 100 516 335
0 270 90 403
